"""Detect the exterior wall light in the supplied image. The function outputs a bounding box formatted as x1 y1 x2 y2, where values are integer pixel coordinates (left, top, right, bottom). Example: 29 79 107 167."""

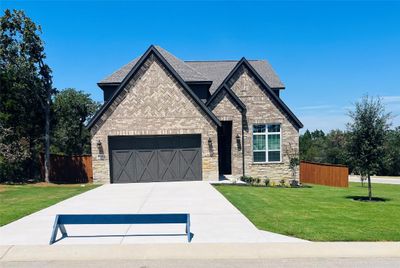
236 134 242 151
208 137 214 157
96 140 104 156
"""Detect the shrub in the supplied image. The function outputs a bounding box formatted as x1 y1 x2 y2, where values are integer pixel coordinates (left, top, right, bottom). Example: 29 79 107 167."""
240 175 255 184
264 178 270 187
290 179 300 187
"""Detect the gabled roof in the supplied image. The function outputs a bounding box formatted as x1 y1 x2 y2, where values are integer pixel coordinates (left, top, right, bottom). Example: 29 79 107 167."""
99 47 285 91
206 84 246 113
100 46 207 84
88 45 221 129
214 57 303 129
185 60 284 93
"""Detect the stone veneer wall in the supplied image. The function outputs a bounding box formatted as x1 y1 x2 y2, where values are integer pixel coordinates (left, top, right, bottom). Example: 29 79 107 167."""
90 55 219 183
229 66 299 180
208 90 243 177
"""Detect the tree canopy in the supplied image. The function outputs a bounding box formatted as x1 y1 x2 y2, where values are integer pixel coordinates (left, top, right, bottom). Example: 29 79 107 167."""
0 10 99 182
0 9 55 181
51 88 100 156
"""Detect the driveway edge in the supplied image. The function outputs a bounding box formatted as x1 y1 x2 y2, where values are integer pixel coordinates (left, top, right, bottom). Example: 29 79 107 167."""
1 243 399 262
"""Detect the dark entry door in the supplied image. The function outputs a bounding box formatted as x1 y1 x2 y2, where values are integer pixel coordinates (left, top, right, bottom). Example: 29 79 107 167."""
218 121 232 175
109 135 202 183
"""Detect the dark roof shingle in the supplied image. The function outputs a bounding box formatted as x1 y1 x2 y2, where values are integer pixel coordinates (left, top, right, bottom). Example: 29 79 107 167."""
185 60 284 93
99 46 285 93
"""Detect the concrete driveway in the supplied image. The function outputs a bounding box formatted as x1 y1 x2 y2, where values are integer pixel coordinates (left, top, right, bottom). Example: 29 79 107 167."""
0 181 305 245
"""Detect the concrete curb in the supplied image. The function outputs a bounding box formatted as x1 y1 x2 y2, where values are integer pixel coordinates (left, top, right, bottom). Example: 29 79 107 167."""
1 243 399 262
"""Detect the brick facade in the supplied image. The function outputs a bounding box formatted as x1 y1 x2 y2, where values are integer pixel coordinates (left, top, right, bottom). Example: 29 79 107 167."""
90 50 300 183
228 66 300 180
90 55 219 183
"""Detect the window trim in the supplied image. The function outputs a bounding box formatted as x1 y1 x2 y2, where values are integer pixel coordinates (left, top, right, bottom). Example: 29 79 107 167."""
252 123 282 163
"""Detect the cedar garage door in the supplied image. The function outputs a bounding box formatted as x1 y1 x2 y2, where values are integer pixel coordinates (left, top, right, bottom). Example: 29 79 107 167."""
109 135 202 183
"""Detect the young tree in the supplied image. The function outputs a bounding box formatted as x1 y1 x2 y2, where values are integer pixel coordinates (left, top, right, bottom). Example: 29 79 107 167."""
347 96 391 200
285 142 300 185
52 88 100 155
0 9 55 182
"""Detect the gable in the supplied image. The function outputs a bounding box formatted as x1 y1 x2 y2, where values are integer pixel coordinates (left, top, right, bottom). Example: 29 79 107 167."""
230 65 301 129
206 85 245 113
88 46 221 131
208 90 243 119
90 55 217 135
211 58 303 129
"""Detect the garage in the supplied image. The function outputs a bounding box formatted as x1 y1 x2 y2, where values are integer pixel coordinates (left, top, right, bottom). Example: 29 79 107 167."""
109 135 202 183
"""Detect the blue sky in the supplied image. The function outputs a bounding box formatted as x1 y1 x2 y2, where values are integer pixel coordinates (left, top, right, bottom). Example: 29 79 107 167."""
2 1 400 131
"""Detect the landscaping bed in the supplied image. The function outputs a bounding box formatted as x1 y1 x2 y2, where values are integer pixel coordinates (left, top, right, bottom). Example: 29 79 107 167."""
0 183 100 226
214 182 400 241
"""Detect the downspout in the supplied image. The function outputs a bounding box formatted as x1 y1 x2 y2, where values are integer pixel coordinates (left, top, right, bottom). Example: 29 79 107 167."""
241 111 246 178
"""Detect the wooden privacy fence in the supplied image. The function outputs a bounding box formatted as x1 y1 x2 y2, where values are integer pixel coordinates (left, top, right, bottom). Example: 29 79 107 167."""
40 154 93 183
300 161 349 187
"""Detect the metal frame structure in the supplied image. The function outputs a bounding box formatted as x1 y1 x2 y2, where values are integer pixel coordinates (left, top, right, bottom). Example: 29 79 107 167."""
49 213 191 244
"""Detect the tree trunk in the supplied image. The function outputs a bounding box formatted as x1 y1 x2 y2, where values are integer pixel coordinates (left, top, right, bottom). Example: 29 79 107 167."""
368 173 372 201
44 99 50 183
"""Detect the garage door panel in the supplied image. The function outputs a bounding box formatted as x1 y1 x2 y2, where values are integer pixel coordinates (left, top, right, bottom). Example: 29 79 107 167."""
109 135 201 183
180 149 201 181
136 150 158 182
159 150 179 181
112 151 135 183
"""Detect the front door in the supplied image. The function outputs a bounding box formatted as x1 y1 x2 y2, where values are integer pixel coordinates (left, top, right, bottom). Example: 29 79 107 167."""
218 121 232 175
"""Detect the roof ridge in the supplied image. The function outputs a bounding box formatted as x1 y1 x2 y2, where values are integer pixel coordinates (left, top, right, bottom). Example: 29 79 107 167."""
153 45 208 80
185 60 238 62
98 47 284 90
185 60 265 62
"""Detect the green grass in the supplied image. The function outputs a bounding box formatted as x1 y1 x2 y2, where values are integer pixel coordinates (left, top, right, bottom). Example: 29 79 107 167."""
214 182 400 241
0 183 100 226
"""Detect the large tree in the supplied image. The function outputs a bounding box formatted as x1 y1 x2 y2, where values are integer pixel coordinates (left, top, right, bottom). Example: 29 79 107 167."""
299 129 327 162
379 127 400 176
324 129 348 166
347 96 391 200
0 9 55 182
52 88 100 155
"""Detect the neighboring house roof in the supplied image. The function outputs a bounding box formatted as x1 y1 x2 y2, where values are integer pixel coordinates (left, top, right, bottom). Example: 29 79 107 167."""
210 57 303 129
88 45 221 129
99 47 284 92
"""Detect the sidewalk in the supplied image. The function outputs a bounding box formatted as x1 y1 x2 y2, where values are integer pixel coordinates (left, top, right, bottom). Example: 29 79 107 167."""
1 243 399 262
349 175 400 185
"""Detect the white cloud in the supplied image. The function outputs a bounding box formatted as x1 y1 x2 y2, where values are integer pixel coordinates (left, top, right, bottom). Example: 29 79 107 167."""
382 96 400 104
299 114 348 133
297 104 335 111
297 95 400 132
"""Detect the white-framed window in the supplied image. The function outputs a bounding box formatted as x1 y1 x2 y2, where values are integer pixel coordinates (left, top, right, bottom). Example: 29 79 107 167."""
253 124 281 163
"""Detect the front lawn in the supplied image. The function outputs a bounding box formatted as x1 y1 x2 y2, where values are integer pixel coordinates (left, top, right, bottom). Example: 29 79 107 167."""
214 182 400 241
0 183 99 226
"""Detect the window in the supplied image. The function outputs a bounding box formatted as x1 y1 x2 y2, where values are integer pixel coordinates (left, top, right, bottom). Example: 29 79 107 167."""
253 124 281 162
